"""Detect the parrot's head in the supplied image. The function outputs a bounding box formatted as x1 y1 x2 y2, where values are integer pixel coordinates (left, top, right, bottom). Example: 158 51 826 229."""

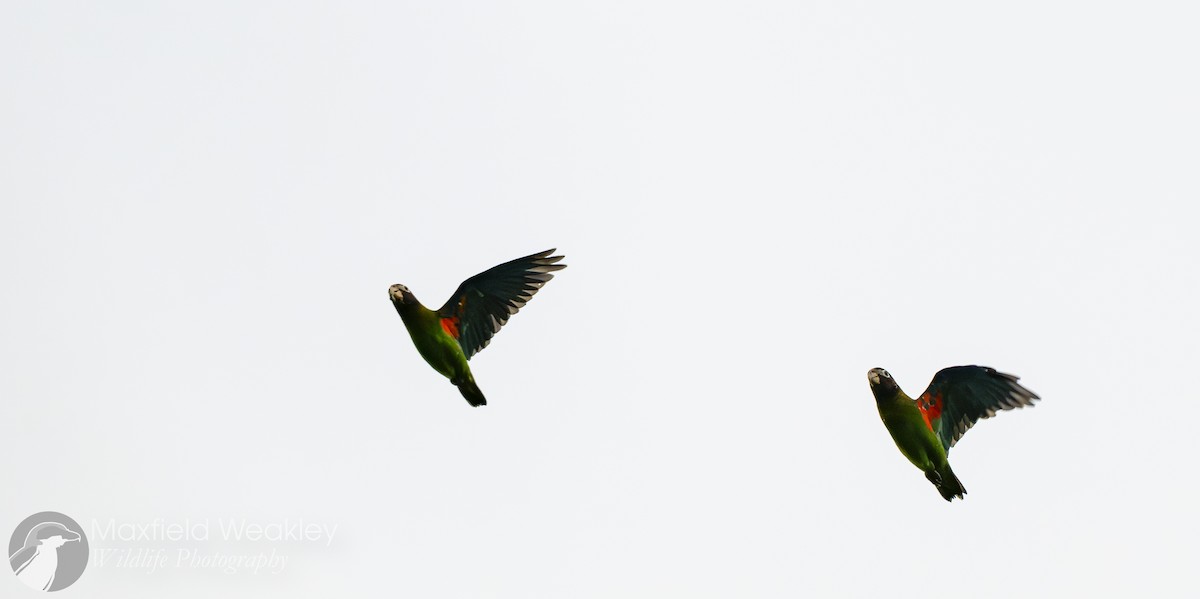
389 284 417 306
868 367 901 400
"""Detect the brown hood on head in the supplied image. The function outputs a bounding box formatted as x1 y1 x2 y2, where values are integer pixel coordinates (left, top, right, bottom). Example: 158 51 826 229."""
868 367 902 400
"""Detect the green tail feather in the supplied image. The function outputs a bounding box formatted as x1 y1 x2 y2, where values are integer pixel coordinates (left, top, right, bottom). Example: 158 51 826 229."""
926 465 967 501
456 376 487 407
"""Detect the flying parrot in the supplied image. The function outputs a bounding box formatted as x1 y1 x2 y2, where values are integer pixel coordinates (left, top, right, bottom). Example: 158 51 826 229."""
388 249 566 407
867 366 1039 501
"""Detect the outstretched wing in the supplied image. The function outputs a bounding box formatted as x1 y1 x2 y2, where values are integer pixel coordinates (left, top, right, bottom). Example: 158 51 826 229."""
437 249 566 359
917 365 1039 451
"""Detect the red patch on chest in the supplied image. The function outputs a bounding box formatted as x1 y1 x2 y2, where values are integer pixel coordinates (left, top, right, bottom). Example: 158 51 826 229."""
440 317 460 339
918 392 943 431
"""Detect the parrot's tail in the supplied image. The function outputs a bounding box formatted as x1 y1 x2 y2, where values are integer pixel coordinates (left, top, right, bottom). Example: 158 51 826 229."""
927 465 967 502
456 376 487 407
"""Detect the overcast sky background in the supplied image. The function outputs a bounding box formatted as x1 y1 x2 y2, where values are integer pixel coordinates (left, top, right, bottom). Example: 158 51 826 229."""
2 2 1198 597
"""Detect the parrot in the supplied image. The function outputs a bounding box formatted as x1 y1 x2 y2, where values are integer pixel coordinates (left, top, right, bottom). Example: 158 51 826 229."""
867 365 1039 501
388 248 566 407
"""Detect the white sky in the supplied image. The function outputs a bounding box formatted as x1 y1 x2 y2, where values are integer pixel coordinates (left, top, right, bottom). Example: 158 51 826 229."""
2 1 1198 597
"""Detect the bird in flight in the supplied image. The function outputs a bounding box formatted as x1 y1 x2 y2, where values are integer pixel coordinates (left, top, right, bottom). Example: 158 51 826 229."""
867 365 1039 501
389 249 566 406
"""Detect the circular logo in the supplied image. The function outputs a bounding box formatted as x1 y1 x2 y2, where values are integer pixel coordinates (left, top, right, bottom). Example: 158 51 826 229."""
9 512 88 592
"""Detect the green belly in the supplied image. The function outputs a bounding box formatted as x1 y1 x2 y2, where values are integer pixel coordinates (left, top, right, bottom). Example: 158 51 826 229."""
880 403 947 472
413 331 468 380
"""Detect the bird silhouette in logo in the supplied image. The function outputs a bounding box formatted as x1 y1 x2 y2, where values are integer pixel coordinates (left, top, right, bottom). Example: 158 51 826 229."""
9 522 82 591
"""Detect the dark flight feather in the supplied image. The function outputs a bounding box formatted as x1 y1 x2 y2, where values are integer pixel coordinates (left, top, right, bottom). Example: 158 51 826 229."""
918 365 1039 452
437 249 566 359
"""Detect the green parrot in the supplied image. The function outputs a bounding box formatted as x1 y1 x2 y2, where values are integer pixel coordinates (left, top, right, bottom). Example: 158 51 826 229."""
868 366 1039 501
388 249 566 407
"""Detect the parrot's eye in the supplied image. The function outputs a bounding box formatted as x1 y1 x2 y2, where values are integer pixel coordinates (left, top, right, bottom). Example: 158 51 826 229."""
882 371 891 379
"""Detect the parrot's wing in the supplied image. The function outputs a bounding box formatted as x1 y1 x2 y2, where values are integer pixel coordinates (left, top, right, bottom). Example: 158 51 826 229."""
437 249 566 359
917 366 1039 451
